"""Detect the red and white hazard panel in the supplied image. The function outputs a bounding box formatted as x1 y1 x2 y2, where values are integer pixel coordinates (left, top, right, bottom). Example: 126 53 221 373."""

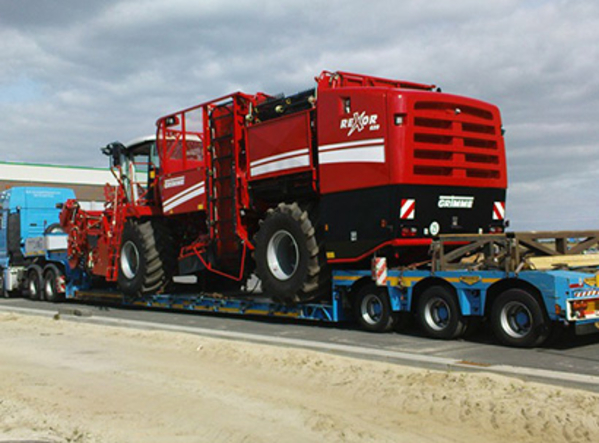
493 201 505 220
400 199 415 220
371 257 388 286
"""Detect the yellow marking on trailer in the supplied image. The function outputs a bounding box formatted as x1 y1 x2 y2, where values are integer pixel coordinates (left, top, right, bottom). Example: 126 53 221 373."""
386 275 500 289
272 311 301 318
392 276 424 288
212 307 242 313
459 275 481 285
444 277 500 285
197 204 204 210
584 274 599 287
326 251 336 259
387 276 400 286
333 275 361 282
243 309 270 316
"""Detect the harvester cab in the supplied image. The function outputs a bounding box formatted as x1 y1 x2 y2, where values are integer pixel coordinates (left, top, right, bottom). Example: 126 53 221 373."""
102 136 158 205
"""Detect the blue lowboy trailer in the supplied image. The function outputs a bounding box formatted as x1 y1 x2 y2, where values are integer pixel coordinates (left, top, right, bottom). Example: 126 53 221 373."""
58 232 599 348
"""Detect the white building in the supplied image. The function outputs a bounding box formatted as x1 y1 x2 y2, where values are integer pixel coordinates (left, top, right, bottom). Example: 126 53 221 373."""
0 161 117 200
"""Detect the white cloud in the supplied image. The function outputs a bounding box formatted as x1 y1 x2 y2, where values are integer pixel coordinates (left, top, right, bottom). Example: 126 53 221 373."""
1 0 599 230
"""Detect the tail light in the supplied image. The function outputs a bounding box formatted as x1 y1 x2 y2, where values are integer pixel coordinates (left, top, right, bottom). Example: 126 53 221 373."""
401 227 418 237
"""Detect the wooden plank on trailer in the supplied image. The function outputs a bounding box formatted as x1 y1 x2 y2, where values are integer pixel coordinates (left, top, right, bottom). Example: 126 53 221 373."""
526 253 599 270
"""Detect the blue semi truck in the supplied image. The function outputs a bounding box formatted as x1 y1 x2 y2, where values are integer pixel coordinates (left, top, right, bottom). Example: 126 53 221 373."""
0 187 84 300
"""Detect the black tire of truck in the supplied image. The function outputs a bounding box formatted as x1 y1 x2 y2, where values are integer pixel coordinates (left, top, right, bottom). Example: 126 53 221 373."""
254 202 325 304
352 283 396 332
43 264 64 303
44 223 64 235
117 220 175 298
490 288 550 348
417 285 467 340
25 265 44 301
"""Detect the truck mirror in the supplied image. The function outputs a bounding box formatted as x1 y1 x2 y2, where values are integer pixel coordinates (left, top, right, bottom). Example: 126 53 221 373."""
101 142 126 167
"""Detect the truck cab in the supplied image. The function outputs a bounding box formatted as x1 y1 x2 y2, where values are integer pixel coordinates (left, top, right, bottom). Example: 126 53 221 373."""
0 187 75 296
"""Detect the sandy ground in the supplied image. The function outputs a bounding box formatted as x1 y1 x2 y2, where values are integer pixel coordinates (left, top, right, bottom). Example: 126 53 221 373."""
0 312 598 443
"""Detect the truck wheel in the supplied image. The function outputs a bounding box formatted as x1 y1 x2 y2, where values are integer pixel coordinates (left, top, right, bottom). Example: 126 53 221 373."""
43 265 64 302
353 283 395 332
491 289 550 348
117 220 175 298
1 271 9 298
44 223 64 234
417 285 466 339
254 203 324 304
25 266 43 301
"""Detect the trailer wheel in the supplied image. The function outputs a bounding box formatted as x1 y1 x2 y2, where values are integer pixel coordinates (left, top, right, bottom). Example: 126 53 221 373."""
254 203 324 303
491 289 550 348
25 266 43 301
417 285 466 339
353 284 395 332
43 265 64 303
117 220 175 298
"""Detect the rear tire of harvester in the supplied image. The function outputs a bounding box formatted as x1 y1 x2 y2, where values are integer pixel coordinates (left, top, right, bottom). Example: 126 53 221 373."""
117 220 176 298
254 202 327 304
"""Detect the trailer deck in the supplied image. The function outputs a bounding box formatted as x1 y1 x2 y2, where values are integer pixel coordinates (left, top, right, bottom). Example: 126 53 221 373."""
71 289 347 323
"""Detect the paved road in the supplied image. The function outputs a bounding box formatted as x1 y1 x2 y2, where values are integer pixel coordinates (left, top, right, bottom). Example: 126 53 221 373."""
2 297 598 392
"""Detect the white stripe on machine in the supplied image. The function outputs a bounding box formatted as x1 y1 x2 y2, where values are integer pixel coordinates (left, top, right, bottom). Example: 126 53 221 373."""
318 138 385 165
163 181 205 212
250 148 311 177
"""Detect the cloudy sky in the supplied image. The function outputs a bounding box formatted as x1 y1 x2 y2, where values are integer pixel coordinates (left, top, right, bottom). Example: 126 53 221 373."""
1 0 598 231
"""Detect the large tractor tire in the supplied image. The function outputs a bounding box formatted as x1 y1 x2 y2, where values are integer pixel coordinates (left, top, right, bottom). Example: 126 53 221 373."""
254 202 326 304
117 220 175 298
